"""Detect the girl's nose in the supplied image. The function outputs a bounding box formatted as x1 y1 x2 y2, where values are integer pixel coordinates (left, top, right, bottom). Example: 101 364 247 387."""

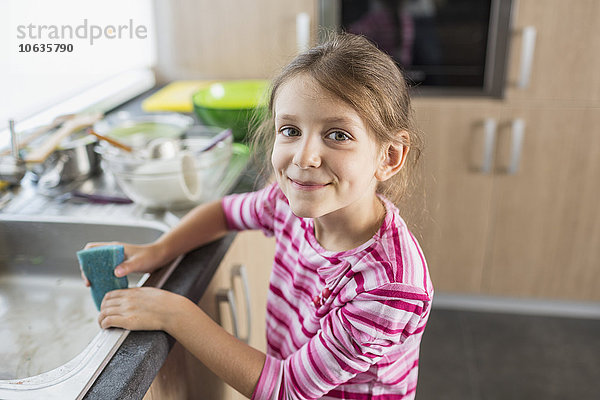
292 135 321 169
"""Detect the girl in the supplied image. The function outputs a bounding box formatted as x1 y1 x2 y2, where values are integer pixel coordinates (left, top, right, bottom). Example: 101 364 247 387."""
86 33 433 399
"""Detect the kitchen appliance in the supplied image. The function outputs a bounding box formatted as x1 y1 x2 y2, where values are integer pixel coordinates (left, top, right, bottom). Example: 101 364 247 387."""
319 0 513 97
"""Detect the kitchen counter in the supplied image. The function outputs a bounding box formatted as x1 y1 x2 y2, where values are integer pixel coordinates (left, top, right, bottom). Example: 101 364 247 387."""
1 89 262 399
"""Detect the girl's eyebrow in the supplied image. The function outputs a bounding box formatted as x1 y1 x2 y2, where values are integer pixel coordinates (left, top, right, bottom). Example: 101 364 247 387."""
275 114 297 122
276 114 360 127
321 116 360 126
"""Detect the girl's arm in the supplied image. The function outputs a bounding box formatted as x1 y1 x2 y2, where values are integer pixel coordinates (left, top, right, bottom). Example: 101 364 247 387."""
155 198 230 259
99 287 265 398
111 199 231 277
169 293 266 397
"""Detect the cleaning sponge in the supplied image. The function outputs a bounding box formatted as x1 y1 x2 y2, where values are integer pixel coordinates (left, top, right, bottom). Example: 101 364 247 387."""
77 245 128 310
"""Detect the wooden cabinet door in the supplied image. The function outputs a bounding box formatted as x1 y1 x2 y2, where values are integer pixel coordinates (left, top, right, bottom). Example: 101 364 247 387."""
504 0 600 102
144 231 276 400
215 231 275 400
483 104 600 300
154 0 316 81
411 99 500 294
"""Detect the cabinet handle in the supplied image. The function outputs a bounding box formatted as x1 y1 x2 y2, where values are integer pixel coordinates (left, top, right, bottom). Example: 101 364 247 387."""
216 265 251 343
507 118 525 174
230 264 251 343
518 26 537 88
481 118 497 174
216 288 240 340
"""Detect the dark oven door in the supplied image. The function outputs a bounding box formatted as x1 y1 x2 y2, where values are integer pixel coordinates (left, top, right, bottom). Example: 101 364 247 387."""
319 0 513 97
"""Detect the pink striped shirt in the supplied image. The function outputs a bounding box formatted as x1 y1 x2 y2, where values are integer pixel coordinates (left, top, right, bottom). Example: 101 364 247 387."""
222 183 433 400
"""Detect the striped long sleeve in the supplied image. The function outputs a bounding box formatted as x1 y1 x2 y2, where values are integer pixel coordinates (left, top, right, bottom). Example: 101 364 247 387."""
221 183 433 400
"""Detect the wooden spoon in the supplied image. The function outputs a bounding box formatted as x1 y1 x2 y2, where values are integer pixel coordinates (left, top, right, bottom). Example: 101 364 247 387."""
24 112 103 163
87 128 133 153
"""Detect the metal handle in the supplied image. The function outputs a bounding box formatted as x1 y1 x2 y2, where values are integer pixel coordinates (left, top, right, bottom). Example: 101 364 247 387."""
9 120 21 161
216 288 241 340
216 264 251 343
230 264 251 343
481 118 497 174
506 119 525 174
518 26 537 88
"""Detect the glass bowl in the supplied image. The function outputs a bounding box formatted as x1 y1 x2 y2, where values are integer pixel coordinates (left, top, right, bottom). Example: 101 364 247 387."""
99 132 232 209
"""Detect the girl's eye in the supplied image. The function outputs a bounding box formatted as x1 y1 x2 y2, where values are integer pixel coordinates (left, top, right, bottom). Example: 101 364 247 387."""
327 131 350 142
280 127 300 137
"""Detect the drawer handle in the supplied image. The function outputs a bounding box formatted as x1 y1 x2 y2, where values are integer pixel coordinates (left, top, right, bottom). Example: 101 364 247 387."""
507 119 525 174
216 288 240 340
230 264 251 343
518 26 537 88
481 118 498 174
216 265 251 343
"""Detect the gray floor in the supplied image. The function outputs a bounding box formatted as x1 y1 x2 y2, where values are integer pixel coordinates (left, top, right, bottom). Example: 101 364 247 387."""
417 308 600 400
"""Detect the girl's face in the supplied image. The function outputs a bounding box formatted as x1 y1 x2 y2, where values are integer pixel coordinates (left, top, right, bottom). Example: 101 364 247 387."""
271 74 387 220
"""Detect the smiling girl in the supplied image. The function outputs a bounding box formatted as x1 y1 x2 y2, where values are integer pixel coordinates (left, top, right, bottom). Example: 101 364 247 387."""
84 33 433 399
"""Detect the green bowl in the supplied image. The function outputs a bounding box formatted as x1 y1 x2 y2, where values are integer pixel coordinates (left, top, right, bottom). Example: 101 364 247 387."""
192 80 270 142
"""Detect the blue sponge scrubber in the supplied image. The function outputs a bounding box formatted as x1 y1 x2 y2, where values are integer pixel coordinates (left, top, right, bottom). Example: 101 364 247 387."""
77 244 128 310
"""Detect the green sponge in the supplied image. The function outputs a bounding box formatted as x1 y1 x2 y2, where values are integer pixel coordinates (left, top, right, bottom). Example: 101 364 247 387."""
77 245 128 310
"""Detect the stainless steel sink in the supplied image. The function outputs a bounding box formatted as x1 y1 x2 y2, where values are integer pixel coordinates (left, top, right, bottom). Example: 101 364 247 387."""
0 214 179 399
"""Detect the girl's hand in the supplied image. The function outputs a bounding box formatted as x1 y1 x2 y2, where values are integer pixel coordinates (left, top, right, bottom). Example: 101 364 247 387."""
79 241 168 287
98 287 188 332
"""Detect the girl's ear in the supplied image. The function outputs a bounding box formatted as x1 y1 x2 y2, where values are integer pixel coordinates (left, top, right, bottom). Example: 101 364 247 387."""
375 131 410 182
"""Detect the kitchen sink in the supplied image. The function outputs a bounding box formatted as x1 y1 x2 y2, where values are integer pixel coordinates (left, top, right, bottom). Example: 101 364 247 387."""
0 214 178 399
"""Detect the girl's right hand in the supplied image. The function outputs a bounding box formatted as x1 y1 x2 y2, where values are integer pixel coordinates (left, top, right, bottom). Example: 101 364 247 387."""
79 241 167 287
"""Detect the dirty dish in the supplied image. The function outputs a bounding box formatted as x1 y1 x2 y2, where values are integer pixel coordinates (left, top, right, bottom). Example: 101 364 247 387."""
100 130 232 209
93 112 194 149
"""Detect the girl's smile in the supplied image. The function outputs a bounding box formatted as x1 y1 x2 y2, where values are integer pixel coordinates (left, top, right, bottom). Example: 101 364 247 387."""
288 178 330 191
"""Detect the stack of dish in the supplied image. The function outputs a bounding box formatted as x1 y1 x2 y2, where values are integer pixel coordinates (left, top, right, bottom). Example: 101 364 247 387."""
95 113 232 209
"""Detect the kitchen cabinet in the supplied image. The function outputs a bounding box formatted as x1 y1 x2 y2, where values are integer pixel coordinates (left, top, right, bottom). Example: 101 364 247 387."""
504 0 600 103
484 105 600 299
408 99 500 294
411 99 600 301
153 0 317 81
143 231 275 400
408 0 600 302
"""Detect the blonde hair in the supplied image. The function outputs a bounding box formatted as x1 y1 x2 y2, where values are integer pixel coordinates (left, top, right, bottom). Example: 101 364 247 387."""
250 32 423 207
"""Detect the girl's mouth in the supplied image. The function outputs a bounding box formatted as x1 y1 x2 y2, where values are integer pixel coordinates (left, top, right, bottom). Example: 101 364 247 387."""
288 178 329 191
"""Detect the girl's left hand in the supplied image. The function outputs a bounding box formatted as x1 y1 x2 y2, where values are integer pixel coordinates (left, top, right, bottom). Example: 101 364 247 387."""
98 287 187 332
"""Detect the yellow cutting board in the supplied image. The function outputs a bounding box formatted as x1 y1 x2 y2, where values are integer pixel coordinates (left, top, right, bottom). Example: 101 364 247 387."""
141 80 215 113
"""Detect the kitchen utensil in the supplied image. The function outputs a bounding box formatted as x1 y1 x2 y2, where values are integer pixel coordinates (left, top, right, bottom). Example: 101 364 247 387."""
34 131 100 189
198 128 232 153
87 128 133 153
93 112 193 149
100 135 232 209
0 114 75 157
0 121 26 183
90 127 183 160
67 191 133 204
192 80 269 141
146 137 182 159
24 113 103 164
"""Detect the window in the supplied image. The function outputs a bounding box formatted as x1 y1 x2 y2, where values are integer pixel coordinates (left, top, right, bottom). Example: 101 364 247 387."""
0 0 156 146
